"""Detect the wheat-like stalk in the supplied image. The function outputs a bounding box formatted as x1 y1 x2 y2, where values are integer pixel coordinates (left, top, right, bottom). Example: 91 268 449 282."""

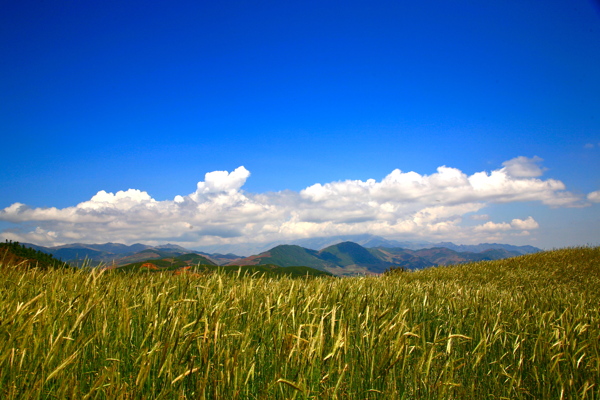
0 247 598 399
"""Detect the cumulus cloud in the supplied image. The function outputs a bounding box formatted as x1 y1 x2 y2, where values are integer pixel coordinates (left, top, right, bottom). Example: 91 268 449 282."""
502 156 545 177
510 216 539 230
79 189 155 211
473 221 512 232
190 166 250 201
302 157 576 207
588 191 600 203
473 217 539 233
0 157 585 247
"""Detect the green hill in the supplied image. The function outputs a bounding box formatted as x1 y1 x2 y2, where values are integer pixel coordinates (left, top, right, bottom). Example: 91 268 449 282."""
319 241 390 272
231 242 390 275
0 240 70 269
234 245 334 269
114 253 217 273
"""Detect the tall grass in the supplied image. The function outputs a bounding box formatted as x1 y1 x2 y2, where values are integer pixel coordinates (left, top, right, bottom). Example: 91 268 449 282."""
0 247 598 399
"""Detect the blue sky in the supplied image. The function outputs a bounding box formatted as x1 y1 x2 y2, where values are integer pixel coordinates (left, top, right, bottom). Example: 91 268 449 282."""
1 0 599 250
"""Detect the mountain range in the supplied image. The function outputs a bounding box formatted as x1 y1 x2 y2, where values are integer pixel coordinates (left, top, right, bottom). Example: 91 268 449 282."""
193 234 540 257
22 236 540 275
226 241 530 276
22 242 238 267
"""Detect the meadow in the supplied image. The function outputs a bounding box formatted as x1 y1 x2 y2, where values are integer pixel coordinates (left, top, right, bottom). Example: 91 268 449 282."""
0 247 598 399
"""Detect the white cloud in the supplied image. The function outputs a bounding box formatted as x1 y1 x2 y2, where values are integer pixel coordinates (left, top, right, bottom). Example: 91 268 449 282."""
502 156 545 177
473 221 512 232
190 166 250 201
471 217 540 238
588 191 600 203
510 216 539 230
0 158 585 247
303 160 576 207
78 189 155 211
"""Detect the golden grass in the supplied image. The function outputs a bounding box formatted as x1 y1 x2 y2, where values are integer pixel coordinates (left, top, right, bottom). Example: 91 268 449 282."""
0 247 598 399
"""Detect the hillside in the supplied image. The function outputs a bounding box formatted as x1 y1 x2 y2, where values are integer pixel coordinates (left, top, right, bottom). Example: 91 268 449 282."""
403 247 600 295
319 241 390 274
228 245 331 268
114 253 217 273
367 247 434 269
113 252 330 278
0 241 70 269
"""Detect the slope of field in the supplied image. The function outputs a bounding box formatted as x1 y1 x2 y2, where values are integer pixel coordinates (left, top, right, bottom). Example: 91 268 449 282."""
0 247 598 399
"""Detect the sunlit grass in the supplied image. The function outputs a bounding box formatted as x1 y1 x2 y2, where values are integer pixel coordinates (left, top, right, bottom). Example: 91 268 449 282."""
0 247 598 399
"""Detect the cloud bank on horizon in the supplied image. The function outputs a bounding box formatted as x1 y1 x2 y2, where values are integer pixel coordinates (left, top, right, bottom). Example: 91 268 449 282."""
0 156 594 248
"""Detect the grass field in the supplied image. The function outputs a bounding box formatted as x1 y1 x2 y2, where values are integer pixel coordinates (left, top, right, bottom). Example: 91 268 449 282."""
0 247 598 399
